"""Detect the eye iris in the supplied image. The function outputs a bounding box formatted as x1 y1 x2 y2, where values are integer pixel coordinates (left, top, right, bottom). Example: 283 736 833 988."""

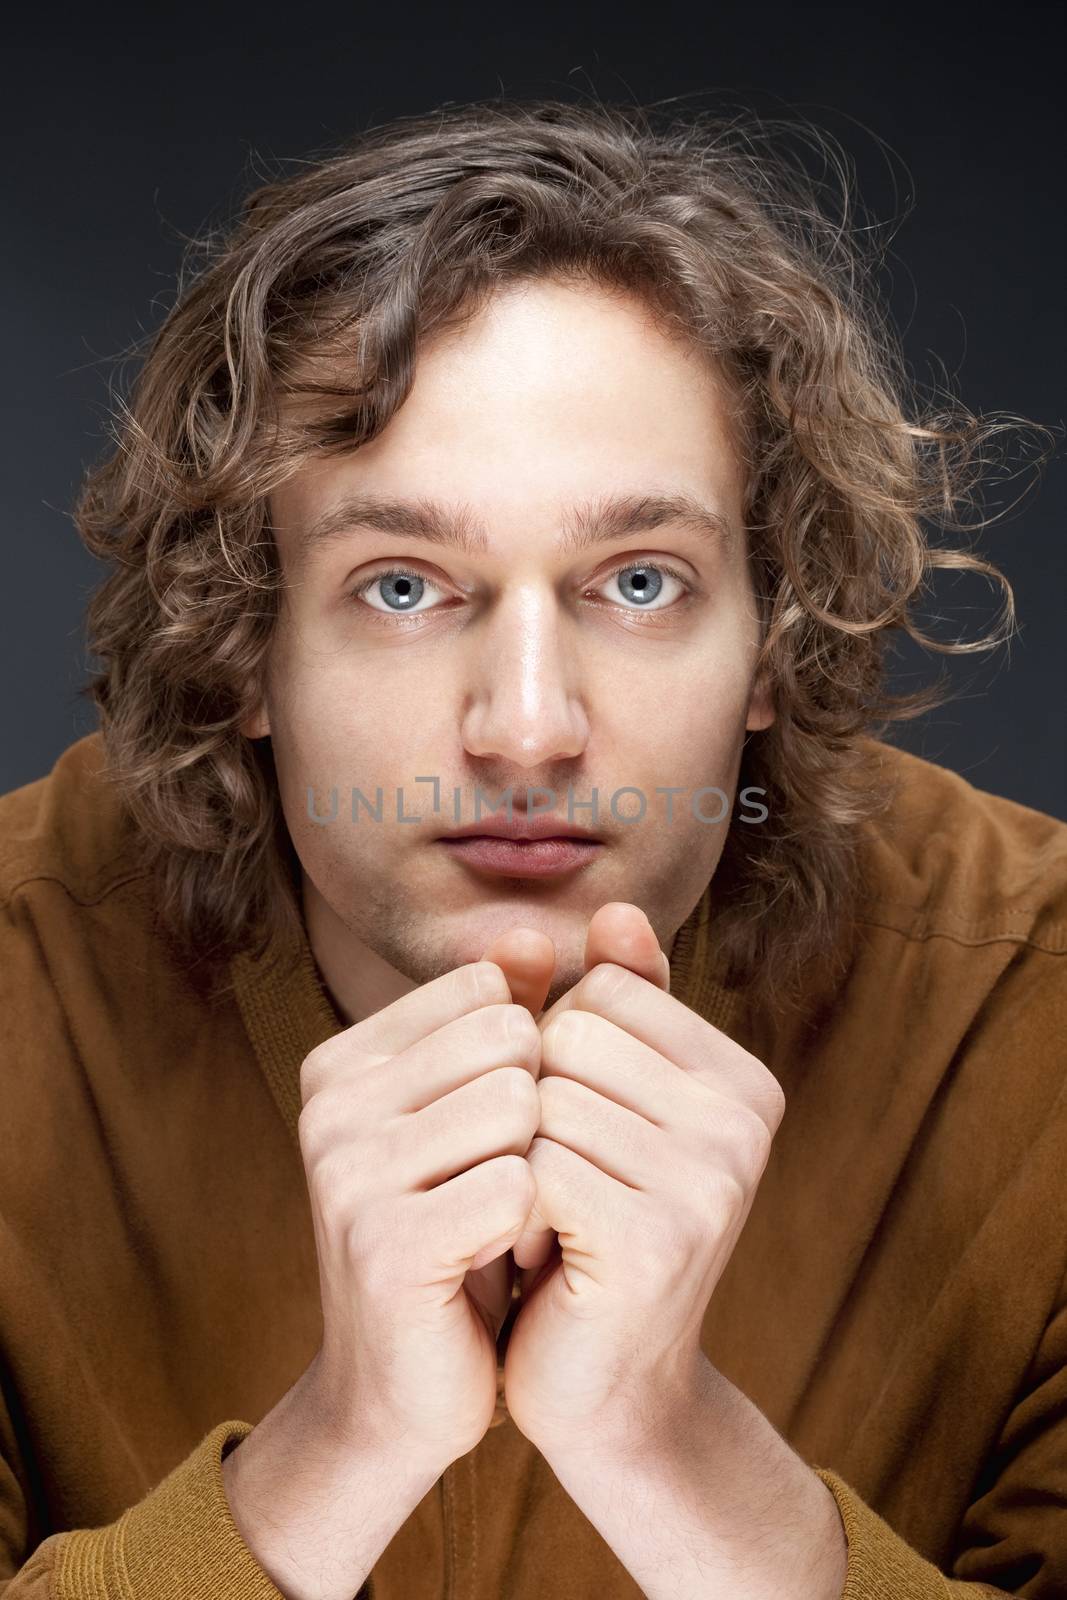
618 566 662 605
373 567 669 611
381 573 423 610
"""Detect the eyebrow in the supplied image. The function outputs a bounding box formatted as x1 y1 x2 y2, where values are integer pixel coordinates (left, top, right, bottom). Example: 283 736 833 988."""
294 490 735 565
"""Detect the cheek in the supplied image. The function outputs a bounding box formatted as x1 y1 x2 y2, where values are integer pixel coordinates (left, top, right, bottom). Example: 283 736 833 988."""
624 658 752 758
268 661 459 840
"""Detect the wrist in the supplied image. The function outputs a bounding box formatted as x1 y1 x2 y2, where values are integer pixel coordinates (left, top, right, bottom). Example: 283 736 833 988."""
222 1361 446 1600
529 1345 713 1473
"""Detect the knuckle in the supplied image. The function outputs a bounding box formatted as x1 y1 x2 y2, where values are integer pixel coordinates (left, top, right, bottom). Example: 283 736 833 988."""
504 1003 541 1055
499 1152 534 1190
541 1006 588 1057
461 1154 534 1234
762 1075 787 1131
297 1096 329 1161
494 1151 535 1195
706 1168 747 1231
489 1065 541 1120
578 961 632 1014
306 1147 349 1214
480 1002 539 1057
476 1002 519 1052
539 1013 565 1056
466 960 513 1009
301 1033 368 1100
299 1046 329 1103
737 1050 787 1130
730 1106 774 1177
535 1072 574 1120
535 1071 560 1109
524 1132 554 1169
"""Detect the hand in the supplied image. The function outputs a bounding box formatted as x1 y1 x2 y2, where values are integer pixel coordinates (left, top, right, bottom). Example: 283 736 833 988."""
223 929 561 1600
296 926 556 1470
502 902 787 1462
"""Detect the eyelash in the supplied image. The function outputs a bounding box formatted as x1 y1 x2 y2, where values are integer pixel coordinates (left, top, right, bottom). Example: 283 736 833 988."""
347 560 695 618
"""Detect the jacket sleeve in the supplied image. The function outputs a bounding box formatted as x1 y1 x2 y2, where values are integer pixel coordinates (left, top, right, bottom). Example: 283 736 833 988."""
0 1420 291 1599
811 1257 1067 1599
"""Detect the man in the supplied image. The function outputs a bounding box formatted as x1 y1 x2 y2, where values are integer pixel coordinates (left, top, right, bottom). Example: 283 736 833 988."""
1 98 1063 1599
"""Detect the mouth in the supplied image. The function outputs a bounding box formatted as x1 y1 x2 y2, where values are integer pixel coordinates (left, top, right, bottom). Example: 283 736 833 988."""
437 835 604 878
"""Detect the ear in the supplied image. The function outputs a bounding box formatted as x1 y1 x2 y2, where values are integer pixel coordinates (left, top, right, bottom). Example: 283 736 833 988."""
238 701 271 740
745 669 775 733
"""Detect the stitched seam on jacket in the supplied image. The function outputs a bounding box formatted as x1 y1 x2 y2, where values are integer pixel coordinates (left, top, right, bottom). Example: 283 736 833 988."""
855 911 1067 953
0 869 152 911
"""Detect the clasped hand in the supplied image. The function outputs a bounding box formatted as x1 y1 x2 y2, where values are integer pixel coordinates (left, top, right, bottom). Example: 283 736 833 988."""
476 900 786 1463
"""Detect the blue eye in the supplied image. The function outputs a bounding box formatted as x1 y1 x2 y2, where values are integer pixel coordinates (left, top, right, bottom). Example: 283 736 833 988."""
351 567 444 613
349 559 692 619
598 562 689 610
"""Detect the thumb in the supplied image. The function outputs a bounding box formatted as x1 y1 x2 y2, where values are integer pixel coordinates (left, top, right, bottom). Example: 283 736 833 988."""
477 925 556 1017
582 901 671 991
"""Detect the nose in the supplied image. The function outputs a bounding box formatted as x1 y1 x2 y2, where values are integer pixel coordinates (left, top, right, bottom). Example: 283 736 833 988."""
460 581 589 767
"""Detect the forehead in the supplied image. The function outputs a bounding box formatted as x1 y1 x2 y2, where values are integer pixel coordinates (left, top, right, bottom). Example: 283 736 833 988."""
271 277 745 555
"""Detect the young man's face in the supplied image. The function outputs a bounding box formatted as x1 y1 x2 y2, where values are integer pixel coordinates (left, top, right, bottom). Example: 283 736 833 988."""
242 276 774 1017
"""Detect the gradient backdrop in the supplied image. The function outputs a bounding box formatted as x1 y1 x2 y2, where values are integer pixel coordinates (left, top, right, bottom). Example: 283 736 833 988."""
4 4 1064 817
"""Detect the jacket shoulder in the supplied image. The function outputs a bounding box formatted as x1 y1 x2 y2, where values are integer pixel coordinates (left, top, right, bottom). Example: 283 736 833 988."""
0 733 146 905
854 738 1067 953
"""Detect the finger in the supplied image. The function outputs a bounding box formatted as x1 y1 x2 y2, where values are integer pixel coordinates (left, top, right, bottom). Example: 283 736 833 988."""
538 1007 697 1130
513 1137 624 1283
510 1161 557 1274
473 928 553 1281
540 963 783 1132
536 1071 661 1188
533 1034 762 1195
583 901 671 992
313 957 515 1069
536 902 669 1038
479 926 556 1017
515 908 668 1267
517 1235 560 1304
516 905 669 1269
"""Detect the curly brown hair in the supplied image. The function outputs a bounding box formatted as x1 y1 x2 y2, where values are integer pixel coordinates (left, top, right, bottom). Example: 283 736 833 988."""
73 94 1049 1015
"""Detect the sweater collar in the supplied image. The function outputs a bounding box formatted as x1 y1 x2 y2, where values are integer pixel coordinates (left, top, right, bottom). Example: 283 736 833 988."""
230 878 740 1151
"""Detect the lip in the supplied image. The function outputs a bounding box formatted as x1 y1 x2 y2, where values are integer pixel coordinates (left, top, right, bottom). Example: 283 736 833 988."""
438 836 603 878
439 815 601 842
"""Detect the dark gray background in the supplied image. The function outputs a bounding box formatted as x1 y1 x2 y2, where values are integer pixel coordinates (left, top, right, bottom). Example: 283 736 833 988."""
5 4 1064 817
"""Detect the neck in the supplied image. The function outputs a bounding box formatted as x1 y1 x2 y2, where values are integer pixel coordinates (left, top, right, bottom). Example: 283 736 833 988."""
301 875 415 1027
